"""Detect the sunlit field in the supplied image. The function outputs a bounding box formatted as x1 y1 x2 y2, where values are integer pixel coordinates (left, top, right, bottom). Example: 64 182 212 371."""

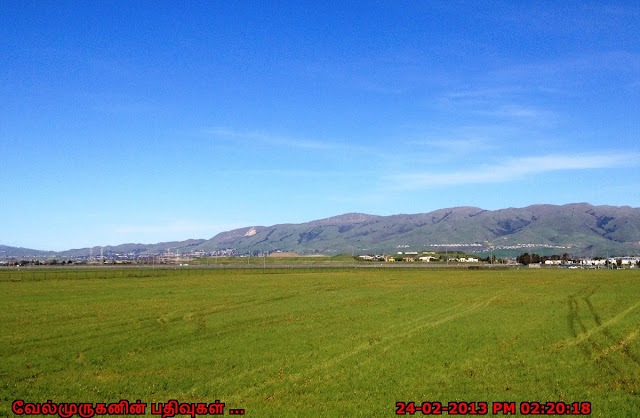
1 267 639 416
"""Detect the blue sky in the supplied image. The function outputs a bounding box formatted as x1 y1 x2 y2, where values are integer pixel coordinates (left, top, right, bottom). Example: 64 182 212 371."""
1 1 639 251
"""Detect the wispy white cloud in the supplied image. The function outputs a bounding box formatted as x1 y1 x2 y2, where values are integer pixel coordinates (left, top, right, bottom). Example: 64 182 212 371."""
441 86 526 102
397 124 517 164
492 51 640 90
475 104 556 120
436 84 560 129
407 136 495 150
391 153 640 189
204 127 349 151
218 168 349 178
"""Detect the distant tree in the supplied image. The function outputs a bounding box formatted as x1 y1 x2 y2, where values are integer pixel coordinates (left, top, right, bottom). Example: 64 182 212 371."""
562 253 570 263
517 253 532 265
517 253 541 264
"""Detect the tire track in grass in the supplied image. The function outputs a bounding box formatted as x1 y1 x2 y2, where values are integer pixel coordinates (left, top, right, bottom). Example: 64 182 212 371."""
581 288 640 368
560 286 640 394
207 302 466 391
233 295 499 400
563 295 640 348
383 295 498 349
564 287 627 385
595 328 640 362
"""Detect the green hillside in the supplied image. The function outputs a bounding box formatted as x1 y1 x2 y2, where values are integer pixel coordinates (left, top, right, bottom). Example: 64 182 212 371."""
196 204 640 256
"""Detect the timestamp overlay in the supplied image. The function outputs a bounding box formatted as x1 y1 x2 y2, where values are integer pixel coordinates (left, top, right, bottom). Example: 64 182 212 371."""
396 401 592 415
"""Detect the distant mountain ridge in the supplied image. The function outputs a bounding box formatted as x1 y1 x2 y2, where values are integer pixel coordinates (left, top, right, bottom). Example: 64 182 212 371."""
2 203 639 259
0 245 56 258
194 203 639 256
0 240 206 261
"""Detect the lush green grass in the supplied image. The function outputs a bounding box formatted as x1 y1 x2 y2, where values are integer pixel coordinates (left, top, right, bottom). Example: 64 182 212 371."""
1 268 639 416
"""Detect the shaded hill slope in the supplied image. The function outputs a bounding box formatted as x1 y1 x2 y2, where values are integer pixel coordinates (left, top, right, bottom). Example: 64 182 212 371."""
195 203 640 256
2 204 638 259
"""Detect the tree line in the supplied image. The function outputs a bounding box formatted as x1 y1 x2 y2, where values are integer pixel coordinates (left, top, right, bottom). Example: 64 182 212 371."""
515 253 571 265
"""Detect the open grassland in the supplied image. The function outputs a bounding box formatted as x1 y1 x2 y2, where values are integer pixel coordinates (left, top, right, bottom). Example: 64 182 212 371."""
1 268 639 416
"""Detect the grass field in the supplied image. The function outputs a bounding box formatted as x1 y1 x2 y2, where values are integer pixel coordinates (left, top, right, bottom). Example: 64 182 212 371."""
1 268 639 416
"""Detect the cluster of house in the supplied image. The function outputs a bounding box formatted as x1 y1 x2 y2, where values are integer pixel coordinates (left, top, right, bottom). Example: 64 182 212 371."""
578 257 639 266
527 257 639 269
541 257 638 266
358 254 640 267
358 253 479 263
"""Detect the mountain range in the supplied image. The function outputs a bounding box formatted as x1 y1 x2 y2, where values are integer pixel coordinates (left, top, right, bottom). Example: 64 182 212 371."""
2 203 639 260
